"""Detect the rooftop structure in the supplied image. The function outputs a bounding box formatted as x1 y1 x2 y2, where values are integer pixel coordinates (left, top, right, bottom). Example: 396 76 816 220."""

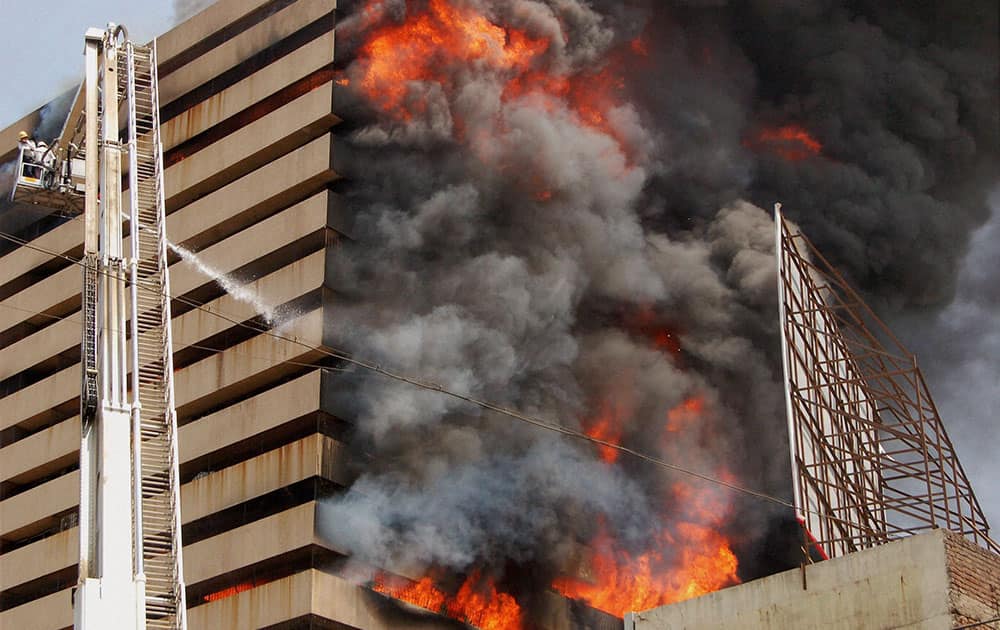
627 528 1000 629
776 208 997 560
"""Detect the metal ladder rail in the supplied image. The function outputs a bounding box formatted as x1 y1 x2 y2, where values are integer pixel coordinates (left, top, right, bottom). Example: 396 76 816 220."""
125 41 186 630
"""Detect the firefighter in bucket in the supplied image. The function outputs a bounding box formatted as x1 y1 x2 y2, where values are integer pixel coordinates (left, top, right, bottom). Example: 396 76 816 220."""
17 130 55 185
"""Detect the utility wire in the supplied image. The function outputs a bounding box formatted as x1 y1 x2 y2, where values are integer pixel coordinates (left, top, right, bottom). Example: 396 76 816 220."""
0 228 810 517
954 617 1000 630
0 300 349 376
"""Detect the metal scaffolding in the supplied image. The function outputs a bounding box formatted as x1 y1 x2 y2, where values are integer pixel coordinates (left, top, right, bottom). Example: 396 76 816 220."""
775 205 998 559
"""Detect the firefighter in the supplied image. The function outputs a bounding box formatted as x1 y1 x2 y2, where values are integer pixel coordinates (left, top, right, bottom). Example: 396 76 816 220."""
17 131 42 178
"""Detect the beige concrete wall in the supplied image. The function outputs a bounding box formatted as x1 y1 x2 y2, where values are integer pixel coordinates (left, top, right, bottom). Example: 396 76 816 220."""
166 132 337 250
184 501 322 585
0 218 81 289
181 370 321 462
2 430 345 549
174 307 327 420
171 249 326 345
0 251 325 490
0 527 76 593
187 569 467 630
0 315 79 381
182 434 347 523
630 530 955 630
0 431 341 590
0 587 72 630
156 0 274 65
0 162 334 361
188 570 315 630
0 415 78 484
0 195 330 431
164 83 337 209
0 3 344 629
0 265 79 338
0 365 78 433
162 31 336 151
159 0 335 107
170 189 331 295
0 470 78 540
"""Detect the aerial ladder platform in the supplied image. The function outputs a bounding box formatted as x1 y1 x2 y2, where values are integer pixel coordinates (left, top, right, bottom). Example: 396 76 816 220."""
12 24 187 630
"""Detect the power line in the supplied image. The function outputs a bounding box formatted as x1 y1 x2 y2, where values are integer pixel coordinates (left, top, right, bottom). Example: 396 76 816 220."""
954 617 1000 630
0 300 348 376
0 227 804 515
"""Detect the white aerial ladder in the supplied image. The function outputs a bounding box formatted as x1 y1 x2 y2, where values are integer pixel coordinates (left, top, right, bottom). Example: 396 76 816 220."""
12 23 187 630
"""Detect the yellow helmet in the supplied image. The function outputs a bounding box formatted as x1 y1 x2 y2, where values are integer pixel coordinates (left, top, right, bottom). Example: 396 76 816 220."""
18 131 29 140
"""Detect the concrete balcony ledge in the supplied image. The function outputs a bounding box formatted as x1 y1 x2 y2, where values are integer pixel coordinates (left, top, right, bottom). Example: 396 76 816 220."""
0 416 78 486
175 306 327 421
0 586 72 630
0 470 78 541
156 0 274 67
162 30 335 152
188 569 467 630
184 501 329 586
181 370 322 463
0 527 76 593
159 0 336 108
164 83 339 211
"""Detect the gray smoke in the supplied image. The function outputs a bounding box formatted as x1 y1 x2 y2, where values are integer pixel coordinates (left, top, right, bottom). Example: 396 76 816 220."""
173 0 215 23
730 1 999 310
895 189 1000 527
34 87 76 143
316 0 998 603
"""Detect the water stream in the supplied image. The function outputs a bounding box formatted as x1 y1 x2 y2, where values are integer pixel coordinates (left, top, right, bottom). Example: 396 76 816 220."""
167 240 276 325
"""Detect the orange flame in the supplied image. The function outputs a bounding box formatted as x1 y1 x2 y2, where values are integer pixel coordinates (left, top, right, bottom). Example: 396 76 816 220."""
450 572 522 630
552 487 740 617
351 0 644 160
745 124 822 161
356 0 549 121
665 395 705 433
374 571 522 630
585 399 629 464
625 305 683 357
373 574 448 611
203 577 273 602
630 36 649 57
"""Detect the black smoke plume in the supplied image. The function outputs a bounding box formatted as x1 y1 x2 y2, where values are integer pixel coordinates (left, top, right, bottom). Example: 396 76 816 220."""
315 0 998 616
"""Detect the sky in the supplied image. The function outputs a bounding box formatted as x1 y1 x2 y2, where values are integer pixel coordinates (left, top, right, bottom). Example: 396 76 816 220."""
0 0 997 532
0 0 200 129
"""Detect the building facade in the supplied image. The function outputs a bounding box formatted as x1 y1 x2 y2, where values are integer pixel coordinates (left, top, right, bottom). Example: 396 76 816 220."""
1 1 423 627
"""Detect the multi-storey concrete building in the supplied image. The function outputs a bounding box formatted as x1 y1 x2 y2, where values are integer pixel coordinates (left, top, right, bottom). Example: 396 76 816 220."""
0 1 410 627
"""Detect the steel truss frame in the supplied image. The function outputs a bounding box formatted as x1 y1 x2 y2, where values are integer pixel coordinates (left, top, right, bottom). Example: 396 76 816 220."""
776 206 998 559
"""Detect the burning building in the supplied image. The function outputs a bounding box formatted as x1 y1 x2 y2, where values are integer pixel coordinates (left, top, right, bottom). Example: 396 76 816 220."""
1 0 997 629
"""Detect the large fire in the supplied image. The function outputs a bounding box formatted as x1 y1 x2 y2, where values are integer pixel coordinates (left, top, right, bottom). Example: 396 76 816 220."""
373 571 522 630
351 0 742 623
352 0 639 155
552 482 740 616
355 0 549 122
